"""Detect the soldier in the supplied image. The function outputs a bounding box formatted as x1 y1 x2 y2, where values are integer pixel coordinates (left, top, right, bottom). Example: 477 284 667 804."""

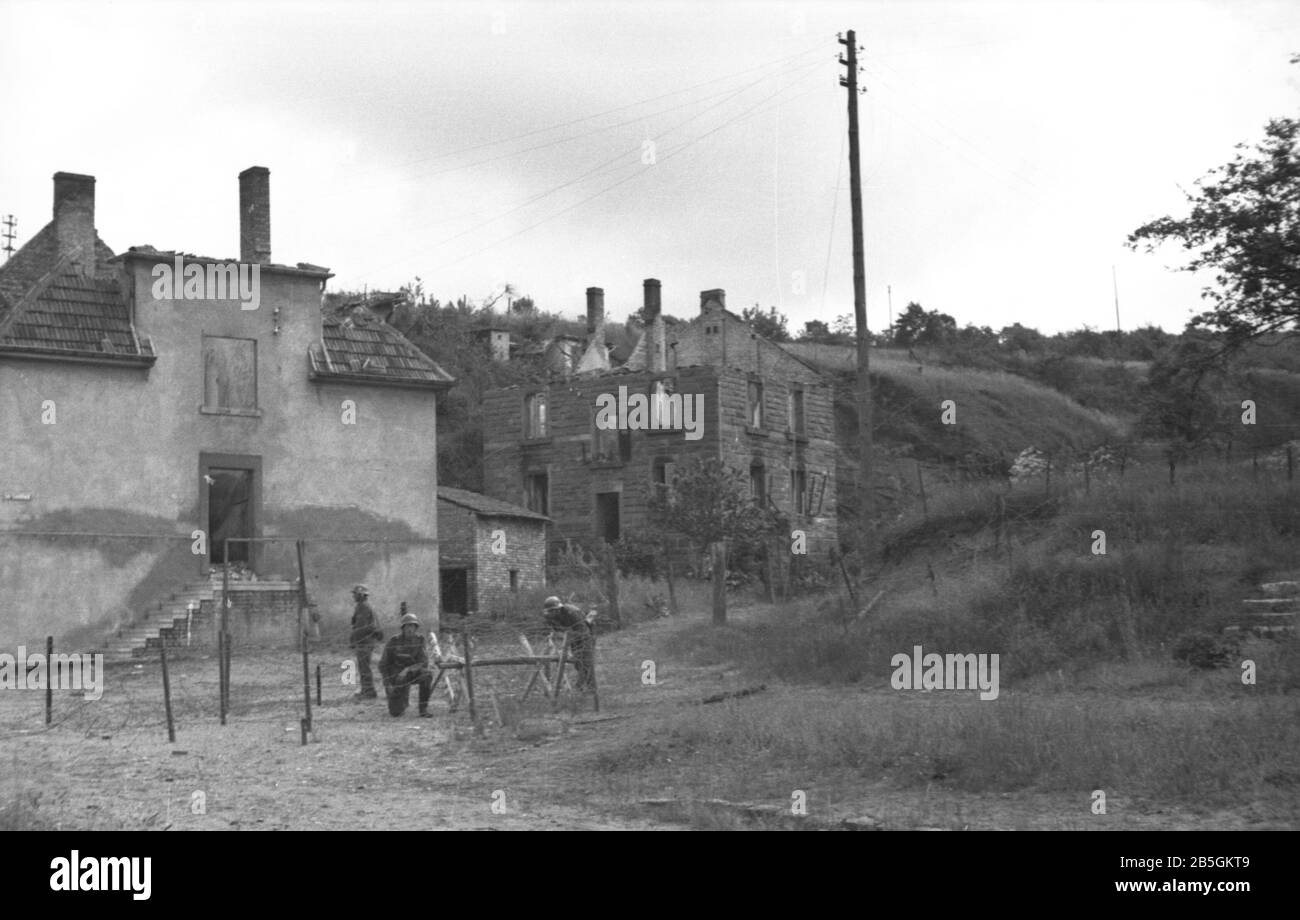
542 596 595 691
349 584 382 700
379 610 434 718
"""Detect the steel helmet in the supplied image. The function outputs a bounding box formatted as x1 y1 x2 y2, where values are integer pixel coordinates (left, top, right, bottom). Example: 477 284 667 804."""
400 612 420 627
352 584 370 596
543 596 563 610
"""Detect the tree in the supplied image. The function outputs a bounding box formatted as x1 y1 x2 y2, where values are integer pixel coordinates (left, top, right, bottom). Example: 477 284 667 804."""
1128 115 1300 349
892 302 956 347
741 305 791 342
646 457 784 625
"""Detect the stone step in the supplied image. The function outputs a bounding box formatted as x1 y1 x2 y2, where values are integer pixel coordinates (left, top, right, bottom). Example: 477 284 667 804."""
1260 581 1300 598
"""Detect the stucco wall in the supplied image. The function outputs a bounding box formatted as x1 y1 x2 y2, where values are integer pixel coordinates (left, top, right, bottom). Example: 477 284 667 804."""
0 260 442 647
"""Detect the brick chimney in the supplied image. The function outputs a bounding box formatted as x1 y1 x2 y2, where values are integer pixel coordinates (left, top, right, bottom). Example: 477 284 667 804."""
644 278 666 373
239 166 271 264
52 172 96 274
700 288 725 312
586 287 605 337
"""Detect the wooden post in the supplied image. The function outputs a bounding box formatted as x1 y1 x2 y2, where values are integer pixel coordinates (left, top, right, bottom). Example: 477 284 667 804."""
301 645 313 733
589 629 599 713
460 628 480 734
764 538 776 604
300 718 309 746
217 631 227 726
916 464 929 518
711 541 727 626
160 642 176 743
552 632 570 713
45 636 53 726
221 539 231 719
604 548 622 629
316 663 322 706
834 547 858 606
927 560 939 598
664 555 679 617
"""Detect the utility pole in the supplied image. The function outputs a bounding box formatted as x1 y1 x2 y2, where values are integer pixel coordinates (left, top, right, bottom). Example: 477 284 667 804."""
840 29 872 557
887 284 893 342
1111 265 1122 333
2 215 15 261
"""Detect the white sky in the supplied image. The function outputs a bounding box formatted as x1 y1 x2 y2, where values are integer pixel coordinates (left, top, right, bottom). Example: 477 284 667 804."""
2 0 1297 334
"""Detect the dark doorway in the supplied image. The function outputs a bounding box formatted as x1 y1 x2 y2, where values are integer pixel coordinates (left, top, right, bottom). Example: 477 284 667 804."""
595 492 620 544
208 468 253 564
441 568 469 616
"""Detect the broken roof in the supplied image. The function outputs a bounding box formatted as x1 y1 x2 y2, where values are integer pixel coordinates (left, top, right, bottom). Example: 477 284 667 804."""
310 305 455 390
437 486 550 521
0 239 154 365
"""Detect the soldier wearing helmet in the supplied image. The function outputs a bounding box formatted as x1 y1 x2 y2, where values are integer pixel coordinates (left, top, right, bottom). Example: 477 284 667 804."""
542 596 596 692
349 584 382 700
379 604 434 718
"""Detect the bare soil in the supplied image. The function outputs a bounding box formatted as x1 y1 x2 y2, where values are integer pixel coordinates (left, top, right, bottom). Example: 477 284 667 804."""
3 609 1292 830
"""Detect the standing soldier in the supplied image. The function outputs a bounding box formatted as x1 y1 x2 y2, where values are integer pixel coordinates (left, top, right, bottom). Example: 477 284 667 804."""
349 584 381 700
379 609 434 718
542 596 595 691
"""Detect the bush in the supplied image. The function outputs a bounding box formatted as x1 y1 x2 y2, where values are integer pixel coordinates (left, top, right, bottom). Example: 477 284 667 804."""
1172 631 1241 669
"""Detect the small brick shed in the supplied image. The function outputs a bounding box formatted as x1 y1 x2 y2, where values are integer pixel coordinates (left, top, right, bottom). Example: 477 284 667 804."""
436 487 549 618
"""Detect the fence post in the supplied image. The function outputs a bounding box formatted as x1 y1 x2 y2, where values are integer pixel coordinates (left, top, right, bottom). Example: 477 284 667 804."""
316 663 322 706
45 635 53 726
461 628 480 735
160 643 176 743
218 631 227 726
604 547 622 629
664 554 679 616
301 644 313 734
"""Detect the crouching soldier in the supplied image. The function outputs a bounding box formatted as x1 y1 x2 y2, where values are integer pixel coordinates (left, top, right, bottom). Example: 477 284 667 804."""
380 610 434 718
542 596 595 691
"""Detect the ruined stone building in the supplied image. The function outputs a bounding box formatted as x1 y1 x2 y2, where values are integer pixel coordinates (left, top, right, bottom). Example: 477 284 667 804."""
0 169 453 652
436 486 549 617
481 281 837 563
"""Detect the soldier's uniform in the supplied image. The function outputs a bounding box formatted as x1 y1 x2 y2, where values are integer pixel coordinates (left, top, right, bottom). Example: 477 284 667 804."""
543 597 595 691
349 585 381 699
380 612 434 717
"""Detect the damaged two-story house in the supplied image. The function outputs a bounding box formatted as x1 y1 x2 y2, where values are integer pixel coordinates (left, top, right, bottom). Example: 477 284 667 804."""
481 280 837 567
0 168 453 653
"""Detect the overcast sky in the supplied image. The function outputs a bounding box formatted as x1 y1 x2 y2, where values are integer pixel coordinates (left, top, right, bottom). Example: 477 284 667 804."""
2 0 1298 335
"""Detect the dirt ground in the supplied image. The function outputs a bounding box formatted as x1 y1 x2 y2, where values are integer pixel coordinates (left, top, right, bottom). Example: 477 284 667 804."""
3 608 1294 830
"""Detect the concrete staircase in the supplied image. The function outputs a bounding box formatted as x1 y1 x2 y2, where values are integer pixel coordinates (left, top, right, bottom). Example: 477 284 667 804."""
97 574 299 662
1223 580 1298 638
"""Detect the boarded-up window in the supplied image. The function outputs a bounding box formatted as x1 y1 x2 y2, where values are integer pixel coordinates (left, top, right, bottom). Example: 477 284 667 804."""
524 472 549 516
790 466 808 515
203 336 257 411
788 386 805 435
750 462 767 506
747 379 764 429
595 492 620 544
525 391 548 439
